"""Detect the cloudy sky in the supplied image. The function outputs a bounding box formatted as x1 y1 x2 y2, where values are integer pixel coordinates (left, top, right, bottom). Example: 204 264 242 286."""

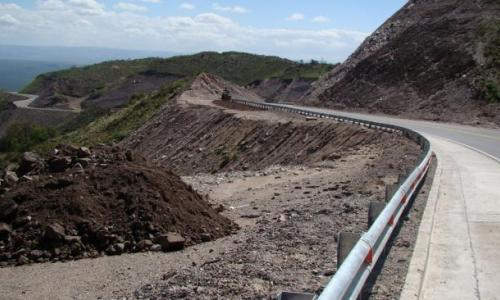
0 0 407 62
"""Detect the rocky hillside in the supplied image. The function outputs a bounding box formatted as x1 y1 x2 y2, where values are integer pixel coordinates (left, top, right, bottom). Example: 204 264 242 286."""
121 74 419 176
302 0 500 126
22 52 331 110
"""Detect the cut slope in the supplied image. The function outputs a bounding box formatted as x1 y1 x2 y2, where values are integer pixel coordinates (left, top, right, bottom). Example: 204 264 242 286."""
302 0 500 126
122 74 419 176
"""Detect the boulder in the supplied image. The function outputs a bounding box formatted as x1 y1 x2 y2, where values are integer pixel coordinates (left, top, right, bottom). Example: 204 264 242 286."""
48 157 72 173
155 232 186 251
75 158 91 168
43 223 66 243
18 152 43 176
137 239 153 250
3 171 19 185
0 223 12 241
77 147 92 158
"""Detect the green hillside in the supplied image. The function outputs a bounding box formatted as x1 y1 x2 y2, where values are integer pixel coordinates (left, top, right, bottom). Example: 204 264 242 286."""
22 51 331 98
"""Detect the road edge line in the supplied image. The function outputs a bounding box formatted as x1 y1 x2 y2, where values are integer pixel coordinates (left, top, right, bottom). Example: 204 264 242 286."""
400 151 442 300
440 138 500 164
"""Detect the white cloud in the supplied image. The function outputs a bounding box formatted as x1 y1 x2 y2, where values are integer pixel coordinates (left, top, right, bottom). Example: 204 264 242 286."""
67 0 104 15
0 14 20 26
36 0 104 15
287 13 304 21
114 2 148 13
312 16 330 23
141 0 161 3
0 4 368 62
180 2 195 10
0 3 22 10
212 3 248 14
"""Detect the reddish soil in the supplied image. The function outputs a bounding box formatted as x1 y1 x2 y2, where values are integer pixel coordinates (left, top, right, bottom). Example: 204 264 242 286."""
0 145 236 267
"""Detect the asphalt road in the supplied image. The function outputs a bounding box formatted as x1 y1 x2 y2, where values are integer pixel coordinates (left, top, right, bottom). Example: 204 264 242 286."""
9 92 77 113
280 104 500 160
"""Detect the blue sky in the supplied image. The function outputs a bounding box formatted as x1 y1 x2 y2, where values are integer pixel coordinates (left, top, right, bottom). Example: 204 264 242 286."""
0 0 407 62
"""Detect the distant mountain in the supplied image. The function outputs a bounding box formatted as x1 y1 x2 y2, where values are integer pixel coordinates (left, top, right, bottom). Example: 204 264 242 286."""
0 45 179 91
301 0 500 127
23 51 332 109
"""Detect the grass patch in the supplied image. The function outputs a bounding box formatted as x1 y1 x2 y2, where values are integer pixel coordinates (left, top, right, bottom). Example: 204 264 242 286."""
0 123 57 169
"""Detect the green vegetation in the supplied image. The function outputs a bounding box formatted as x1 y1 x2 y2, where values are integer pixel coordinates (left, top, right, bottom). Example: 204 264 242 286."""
483 80 500 103
22 52 333 96
279 60 335 81
478 20 500 103
44 79 187 147
0 79 185 168
0 123 57 168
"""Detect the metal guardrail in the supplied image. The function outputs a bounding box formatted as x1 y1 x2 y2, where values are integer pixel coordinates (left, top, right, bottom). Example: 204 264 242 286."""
231 99 432 300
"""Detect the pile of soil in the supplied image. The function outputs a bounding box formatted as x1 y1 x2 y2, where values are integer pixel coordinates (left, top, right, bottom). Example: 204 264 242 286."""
0 145 236 267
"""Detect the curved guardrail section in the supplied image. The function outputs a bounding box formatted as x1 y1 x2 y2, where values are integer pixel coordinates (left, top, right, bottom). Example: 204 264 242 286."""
231 99 432 300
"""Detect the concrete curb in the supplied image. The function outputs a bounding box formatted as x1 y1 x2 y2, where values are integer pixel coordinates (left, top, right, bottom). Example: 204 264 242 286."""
400 151 442 300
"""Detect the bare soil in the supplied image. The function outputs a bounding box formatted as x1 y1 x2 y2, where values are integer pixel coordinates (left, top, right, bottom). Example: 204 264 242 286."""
0 145 236 267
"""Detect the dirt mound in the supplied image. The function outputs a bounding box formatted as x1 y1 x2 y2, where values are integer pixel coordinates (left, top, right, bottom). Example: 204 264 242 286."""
301 0 500 127
0 145 236 267
179 73 263 106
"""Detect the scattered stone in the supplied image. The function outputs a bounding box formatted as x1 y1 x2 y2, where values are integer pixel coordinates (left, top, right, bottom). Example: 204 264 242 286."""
0 223 12 241
17 255 30 265
137 239 154 250
77 147 92 158
114 243 125 254
29 250 44 259
0 199 18 219
150 244 162 252
18 152 43 175
43 223 66 244
48 157 72 173
4 171 19 185
155 232 186 251
200 233 212 242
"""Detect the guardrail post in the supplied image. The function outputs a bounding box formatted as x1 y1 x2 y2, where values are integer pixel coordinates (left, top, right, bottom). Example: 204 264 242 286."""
337 232 361 268
368 201 386 228
385 184 398 203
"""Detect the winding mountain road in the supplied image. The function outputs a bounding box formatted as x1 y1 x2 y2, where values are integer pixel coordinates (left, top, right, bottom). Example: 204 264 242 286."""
10 92 79 112
277 103 500 300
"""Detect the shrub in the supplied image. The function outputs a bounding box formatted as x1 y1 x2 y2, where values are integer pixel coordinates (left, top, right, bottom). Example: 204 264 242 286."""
0 123 57 153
